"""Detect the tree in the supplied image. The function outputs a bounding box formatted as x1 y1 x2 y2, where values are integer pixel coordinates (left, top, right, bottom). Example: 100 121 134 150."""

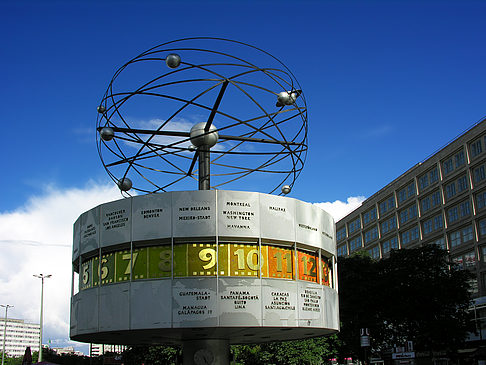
232 336 340 364
338 245 475 359
122 345 181 365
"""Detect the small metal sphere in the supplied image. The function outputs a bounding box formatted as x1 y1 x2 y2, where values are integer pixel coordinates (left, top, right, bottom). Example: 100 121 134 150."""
277 91 298 107
117 177 132 192
165 53 181 69
190 122 219 148
97 105 106 113
100 127 115 141
281 185 291 195
188 144 196 152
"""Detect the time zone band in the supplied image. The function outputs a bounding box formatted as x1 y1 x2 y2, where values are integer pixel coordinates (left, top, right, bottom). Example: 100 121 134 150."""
78 242 333 290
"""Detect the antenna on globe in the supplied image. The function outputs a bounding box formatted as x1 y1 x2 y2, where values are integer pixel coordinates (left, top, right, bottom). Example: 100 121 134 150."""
95 37 308 196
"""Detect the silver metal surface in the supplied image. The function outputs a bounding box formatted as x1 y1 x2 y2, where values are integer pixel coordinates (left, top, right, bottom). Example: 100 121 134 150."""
190 122 219 148
70 191 339 345
99 127 114 141
165 53 181 69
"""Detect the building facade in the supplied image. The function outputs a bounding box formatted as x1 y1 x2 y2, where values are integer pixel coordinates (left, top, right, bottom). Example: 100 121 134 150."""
0 318 40 357
89 344 126 357
336 117 486 307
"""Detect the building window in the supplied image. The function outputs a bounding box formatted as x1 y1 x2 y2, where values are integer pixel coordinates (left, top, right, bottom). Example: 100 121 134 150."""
399 204 417 225
398 181 416 204
450 230 461 248
368 245 380 259
362 208 377 226
401 226 419 245
476 191 486 211
443 158 454 176
445 181 456 200
470 138 483 159
418 174 429 191
481 246 486 262
348 217 361 234
380 216 397 235
431 237 446 250
421 190 441 214
421 196 431 213
379 196 395 216
444 174 468 201
457 175 468 193
382 236 399 254
460 200 471 218
447 206 459 224
479 219 486 237
364 226 378 244
455 150 465 168
474 165 486 184
453 251 476 270
430 168 439 183
446 200 469 225
349 236 362 253
431 190 441 207
449 225 474 248
337 227 346 242
463 225 474 242
337 245 347 257
422 214 443 236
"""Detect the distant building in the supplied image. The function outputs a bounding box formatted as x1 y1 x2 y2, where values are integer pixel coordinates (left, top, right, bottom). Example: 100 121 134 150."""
51 346 84 356
90 344 126 357
336 117 486 338
0 318 40 357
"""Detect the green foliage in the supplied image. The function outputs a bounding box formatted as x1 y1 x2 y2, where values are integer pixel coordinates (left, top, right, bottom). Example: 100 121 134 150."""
122 345 181 365
338 245 475 358
232 336 340 365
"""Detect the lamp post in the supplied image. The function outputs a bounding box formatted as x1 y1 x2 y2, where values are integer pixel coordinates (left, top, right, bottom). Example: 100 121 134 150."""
1 304 13 365
33 274 51 362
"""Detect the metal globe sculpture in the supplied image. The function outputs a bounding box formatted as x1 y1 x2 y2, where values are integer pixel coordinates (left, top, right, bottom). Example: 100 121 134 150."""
96 37 308 195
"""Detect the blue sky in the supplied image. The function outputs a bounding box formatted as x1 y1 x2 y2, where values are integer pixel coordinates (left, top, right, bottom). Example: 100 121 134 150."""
1 0 485 354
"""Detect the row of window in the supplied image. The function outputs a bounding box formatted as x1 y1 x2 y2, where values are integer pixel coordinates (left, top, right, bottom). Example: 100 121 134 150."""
361 236 445 260
338 217 486 258
338 189 486 242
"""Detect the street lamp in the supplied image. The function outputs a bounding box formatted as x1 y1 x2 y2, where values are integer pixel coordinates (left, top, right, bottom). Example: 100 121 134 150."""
33 274 51 362
1 304 13 365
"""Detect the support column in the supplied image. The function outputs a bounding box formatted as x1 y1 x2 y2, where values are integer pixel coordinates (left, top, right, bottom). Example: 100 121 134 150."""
198 146 210 190
182 339 230 365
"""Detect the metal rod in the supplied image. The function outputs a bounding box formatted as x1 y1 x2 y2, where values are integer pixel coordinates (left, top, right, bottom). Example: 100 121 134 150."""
33 274 51 362
1 305 13 365
198 146 210 190
205 80 229 131
99 126 304 146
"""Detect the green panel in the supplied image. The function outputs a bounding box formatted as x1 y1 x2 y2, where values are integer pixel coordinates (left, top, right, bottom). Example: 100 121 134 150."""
100 252 115 285
80 258 92 290
148 246 172 279
92 256 100 286
115 250 132 283
132 247 148 280
173 244 188 277
187 243 217 276
218 244 230 276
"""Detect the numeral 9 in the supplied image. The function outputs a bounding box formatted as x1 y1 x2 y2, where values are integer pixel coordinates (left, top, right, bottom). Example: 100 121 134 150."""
199 248 216 269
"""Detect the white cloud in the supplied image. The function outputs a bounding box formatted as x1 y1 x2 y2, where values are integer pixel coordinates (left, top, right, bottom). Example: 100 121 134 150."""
0 181 122 353
314 196 366 221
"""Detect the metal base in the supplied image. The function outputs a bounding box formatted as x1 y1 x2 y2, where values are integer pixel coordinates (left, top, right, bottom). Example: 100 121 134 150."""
182 339 229 365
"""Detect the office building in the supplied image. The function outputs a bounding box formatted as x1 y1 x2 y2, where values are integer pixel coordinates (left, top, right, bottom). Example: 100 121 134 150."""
90 344 126 357
0 318 40 357
336 117 486 338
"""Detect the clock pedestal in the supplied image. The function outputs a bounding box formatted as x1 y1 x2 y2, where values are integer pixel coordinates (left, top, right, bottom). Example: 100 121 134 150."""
184 339 228 365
